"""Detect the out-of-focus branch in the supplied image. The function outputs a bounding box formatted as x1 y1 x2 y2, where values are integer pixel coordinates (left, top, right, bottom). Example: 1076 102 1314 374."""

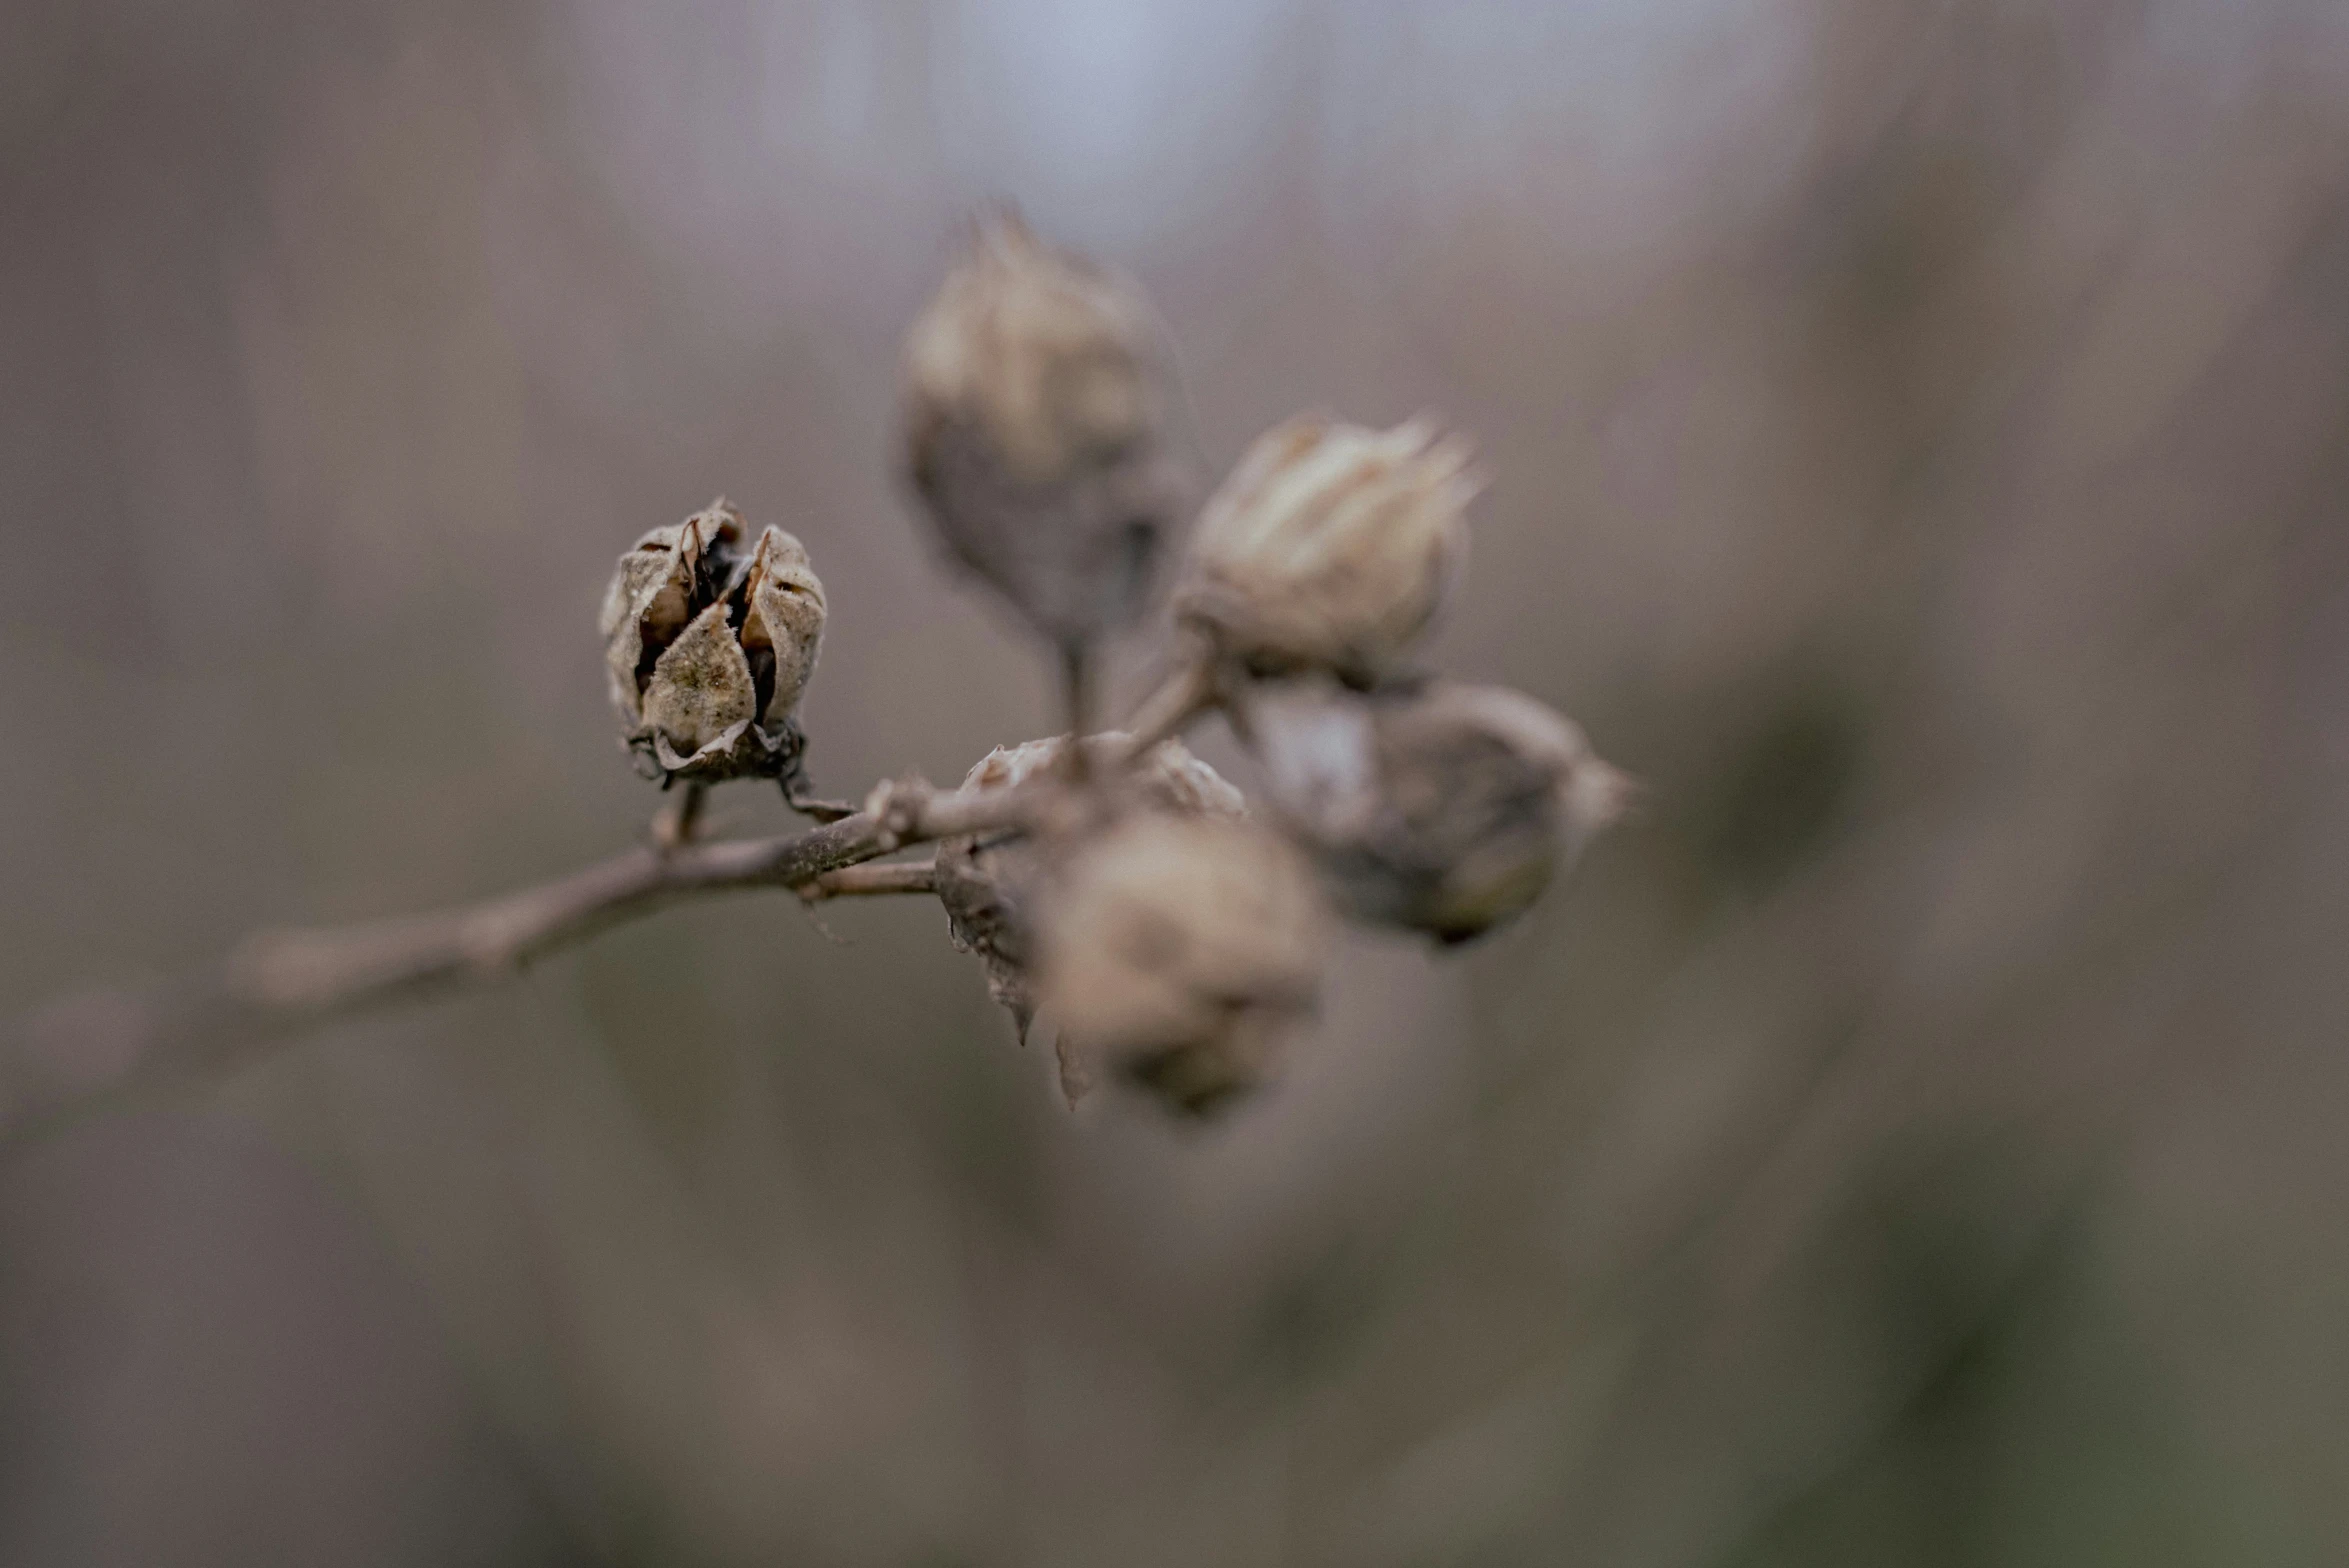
1112 652 1222 764
0 774 1035 1146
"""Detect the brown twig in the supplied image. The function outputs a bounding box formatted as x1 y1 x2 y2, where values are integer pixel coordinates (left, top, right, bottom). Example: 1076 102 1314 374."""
0 773 1036 1146
652 780 710 848
1113 652 1221 762
800 858 940 902
781 775 860 823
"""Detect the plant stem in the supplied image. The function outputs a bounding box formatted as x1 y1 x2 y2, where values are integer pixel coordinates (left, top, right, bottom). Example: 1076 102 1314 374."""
0 774 1034 1146
800 858 940 901
1113 653 1220 762
653 780 709 848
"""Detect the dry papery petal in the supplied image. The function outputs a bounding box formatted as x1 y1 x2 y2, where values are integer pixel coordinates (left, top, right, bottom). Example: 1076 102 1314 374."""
642 601 759 764
901 213 1187 646
933 732 1244 1045
736 524 827 726
600 501 742 730
1248 675 1630 944
1036 813 1328 1117
1178 414 1477 682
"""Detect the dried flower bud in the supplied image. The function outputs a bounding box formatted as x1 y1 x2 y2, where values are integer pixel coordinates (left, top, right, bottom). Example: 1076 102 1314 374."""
599 499 828 784
1036 814 1327 1117
1248 676 1630 944
1176 414 1477 683
933 733 1243 1048
901 214 1186 646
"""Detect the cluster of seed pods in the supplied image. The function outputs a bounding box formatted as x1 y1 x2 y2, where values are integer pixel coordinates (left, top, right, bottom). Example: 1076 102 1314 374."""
601 214 1628 1116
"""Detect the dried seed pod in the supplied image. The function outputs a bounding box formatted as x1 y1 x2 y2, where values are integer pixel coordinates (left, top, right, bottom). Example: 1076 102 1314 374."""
1176 414 1477 683
933 733 1243 1049
1035 813 1327 1117
1247 676 1630 944
901 213 1186 647
598 499 828 785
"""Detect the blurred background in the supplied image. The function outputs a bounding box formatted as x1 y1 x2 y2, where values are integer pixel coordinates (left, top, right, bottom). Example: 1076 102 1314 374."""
6 0 2349 1562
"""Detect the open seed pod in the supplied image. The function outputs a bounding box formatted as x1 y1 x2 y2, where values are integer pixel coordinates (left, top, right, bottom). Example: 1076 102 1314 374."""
599 499 827 786
1176 414 1476 684
934 732 1244 1055
1246 675 1631 944
1035 812 1328 1117
901 213 1189 648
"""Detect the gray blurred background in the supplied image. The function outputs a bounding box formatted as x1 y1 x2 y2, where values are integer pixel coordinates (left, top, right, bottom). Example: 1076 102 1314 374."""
6 0 2349 1563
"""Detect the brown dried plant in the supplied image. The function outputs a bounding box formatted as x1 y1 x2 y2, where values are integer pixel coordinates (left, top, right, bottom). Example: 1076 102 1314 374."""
0 212 1628 1133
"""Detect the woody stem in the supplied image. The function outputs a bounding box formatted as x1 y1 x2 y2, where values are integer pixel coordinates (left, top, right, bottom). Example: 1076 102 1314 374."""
653 781 710 848
800 858 940 902
1113 654 1220 763
0 773 1040 1148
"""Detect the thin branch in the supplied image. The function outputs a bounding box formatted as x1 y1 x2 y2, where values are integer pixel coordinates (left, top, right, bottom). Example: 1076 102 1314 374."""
800 858 940 902
652 780 710 848
1113 652 1221 762
0 773 1033 1146
781 775 860 823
